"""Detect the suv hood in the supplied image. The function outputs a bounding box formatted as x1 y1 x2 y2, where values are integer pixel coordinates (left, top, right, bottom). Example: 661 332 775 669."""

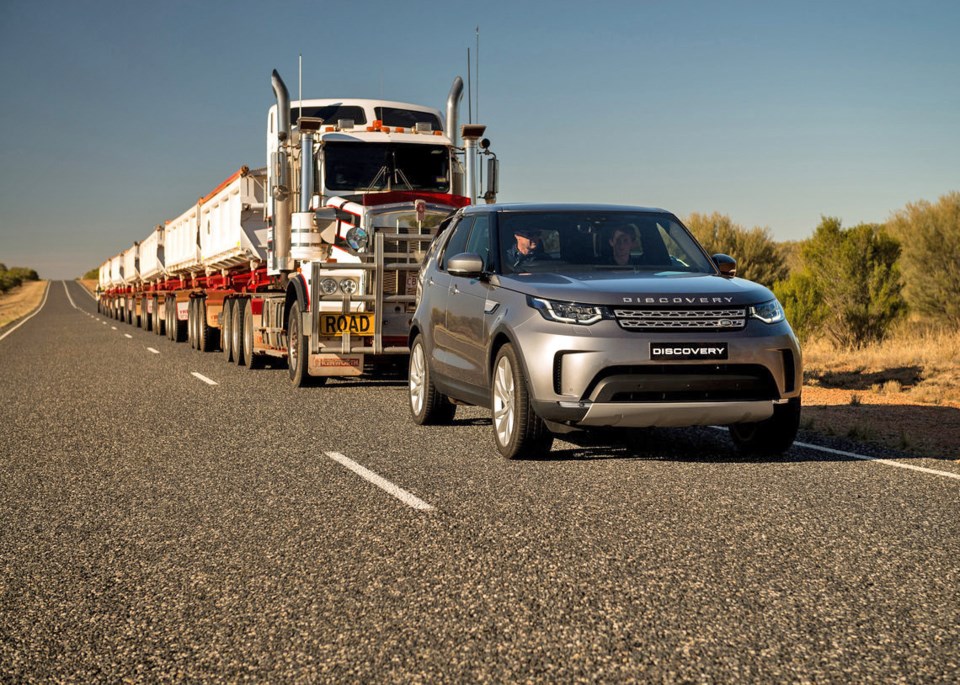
497 271 775 307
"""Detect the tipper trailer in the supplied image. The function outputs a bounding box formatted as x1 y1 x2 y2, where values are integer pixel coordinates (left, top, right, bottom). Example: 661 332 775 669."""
98 69 497 385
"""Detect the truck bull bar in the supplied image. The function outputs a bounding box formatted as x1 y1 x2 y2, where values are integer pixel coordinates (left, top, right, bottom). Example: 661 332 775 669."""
308 230 434 356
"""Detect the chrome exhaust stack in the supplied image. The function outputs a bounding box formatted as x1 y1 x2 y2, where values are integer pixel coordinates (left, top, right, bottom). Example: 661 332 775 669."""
445 76 464 147
271 69 294 272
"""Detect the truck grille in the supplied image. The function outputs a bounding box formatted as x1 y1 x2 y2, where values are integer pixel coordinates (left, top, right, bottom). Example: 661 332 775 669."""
613 308 746 331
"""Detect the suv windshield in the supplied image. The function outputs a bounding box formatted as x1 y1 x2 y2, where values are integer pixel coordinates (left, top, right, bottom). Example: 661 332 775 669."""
324 142 450 192
498 211 715 275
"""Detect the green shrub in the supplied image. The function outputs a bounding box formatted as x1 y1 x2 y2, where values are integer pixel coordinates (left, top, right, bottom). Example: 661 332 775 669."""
781 217 905 349
886 192 960 326
685 212 788 288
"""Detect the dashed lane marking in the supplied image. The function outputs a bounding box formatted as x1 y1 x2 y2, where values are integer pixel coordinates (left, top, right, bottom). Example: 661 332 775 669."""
191 372 218 386
147 348 160 354
324 451 435 511
124 334 133 339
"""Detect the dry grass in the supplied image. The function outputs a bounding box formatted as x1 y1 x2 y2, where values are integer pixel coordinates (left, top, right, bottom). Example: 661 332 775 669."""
78 279 98 296
802 322 960 460
0 281 48 328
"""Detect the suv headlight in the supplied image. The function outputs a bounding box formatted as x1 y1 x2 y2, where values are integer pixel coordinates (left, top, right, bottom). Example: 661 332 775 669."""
749 299 785 324
529 297 605 325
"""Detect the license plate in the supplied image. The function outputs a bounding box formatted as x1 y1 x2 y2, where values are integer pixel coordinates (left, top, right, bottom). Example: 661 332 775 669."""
318 313 376 336
650 342 728 360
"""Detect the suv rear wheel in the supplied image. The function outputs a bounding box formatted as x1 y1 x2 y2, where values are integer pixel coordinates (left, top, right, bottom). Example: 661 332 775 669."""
492 344 554 459
728 397 801 455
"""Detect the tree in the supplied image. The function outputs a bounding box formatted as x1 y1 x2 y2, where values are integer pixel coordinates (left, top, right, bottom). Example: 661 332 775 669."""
886 192 960 326
787 217 905 348
685 212 787 288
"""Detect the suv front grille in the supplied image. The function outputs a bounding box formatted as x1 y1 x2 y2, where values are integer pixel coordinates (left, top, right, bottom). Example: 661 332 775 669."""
613 308 746 331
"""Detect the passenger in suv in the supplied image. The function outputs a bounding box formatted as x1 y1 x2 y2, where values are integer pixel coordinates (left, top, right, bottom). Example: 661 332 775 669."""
408 204 802 459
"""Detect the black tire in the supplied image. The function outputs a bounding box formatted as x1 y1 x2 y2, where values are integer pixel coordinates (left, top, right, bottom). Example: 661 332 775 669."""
198 299 219 352
491 343 554 459
408 335 455 425
728 397 801 455
287 300 311 387
233 298 246 366
188 299 196 348
242 299 262 370
173 300 187 343
222 299 234 363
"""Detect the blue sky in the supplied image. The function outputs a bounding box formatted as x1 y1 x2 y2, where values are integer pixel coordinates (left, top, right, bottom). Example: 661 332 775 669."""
1 0 957 279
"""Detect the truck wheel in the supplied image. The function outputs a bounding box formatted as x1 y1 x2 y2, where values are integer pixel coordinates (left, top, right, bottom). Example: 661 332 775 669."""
233 299 246 366
198 299 218 352
287 300 312 386
221 299 234 362
188 299 196 348
173 300 187 343
728 397 801 455
409 335 455 425
492 344 554 459
242 299 262 370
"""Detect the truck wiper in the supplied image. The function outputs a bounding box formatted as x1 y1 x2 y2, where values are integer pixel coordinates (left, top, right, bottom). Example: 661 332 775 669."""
363 165 390 190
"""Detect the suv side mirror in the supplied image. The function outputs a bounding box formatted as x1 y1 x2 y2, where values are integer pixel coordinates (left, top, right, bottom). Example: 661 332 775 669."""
712 253 737 277
447 253 485 277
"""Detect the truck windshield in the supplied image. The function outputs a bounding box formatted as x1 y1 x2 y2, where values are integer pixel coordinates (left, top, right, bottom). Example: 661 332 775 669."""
498 211 716 275
324 142 449 192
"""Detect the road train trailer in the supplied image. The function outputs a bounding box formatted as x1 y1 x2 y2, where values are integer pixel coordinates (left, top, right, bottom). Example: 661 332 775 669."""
97 68 497 386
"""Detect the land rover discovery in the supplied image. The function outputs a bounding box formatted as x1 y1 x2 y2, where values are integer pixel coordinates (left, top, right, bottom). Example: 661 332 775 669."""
408 204 802 458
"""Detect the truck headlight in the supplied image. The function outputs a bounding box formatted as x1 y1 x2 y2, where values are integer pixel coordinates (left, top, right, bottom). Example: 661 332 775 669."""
749 299 785 324
529 297 604 325
339 278 359 294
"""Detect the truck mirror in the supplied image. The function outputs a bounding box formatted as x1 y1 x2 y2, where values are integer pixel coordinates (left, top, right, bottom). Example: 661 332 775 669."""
484 157 499 204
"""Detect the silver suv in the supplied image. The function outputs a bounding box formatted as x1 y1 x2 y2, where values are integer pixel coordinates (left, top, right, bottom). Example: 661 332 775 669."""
409 204 802 458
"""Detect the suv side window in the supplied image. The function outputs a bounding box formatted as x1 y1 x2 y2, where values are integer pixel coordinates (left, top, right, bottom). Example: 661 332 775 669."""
463 214 491 270
439 216 475 271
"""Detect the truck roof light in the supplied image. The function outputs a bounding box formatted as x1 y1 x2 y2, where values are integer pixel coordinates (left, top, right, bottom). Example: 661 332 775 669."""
325 126 335 132
382 126 391 133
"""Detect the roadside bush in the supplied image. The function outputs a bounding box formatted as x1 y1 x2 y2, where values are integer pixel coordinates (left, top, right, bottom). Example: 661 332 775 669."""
0 264 40 293
780 217 905 349
685 212 787 288
886 191 960 326
82 267 99 280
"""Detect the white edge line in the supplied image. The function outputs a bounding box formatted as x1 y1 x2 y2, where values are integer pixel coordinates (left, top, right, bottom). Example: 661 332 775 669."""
324 451 435 511
0 281 50 343
78 281 97 300
792 440 960 481
63 281 78 309
709 426 959 481
190 372 218 386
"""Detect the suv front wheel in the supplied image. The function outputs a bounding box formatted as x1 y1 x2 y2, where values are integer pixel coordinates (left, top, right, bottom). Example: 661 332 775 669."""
728 397 801 455
492 344 554 459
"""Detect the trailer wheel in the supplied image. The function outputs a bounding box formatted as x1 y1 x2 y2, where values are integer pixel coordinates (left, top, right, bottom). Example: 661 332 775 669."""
154 298 164 337
287 300 311 387
242 299 263 370
221 299 234 363
232 299 245 366
187 299 196 348
198 299 219 352
172 299 187 343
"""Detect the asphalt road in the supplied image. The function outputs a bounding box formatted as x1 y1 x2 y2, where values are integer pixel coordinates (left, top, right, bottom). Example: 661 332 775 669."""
1 282 958 683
